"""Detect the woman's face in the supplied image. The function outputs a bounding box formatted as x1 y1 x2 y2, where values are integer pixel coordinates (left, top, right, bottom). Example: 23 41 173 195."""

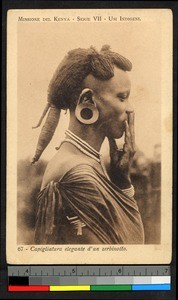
84 67 133 139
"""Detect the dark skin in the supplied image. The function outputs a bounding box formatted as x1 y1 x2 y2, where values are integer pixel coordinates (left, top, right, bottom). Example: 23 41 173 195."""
108 112 136 189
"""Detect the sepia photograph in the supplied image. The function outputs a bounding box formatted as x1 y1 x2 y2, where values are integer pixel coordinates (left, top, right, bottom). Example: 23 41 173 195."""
7 9 172 264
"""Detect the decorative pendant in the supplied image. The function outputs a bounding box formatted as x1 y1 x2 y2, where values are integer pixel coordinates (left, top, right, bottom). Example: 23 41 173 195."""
67 216 86 236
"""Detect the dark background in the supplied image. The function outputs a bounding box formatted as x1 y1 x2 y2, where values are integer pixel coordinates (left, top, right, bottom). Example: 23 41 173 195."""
1 1 177 300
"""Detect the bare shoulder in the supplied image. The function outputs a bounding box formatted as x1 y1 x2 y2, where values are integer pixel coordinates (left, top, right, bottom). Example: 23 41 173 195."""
41 148 89 189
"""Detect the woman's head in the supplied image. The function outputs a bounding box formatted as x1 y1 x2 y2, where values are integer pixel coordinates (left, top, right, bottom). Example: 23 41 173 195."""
48 45 132 110
82 66 133 139
32 46 133 163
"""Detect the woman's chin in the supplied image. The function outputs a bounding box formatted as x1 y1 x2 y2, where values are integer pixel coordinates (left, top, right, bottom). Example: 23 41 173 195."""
115 132 124 139
113 128 124 139
106 131 124 139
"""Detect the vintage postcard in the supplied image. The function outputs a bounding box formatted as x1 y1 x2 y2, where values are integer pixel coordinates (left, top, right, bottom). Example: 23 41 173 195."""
7 9 172 264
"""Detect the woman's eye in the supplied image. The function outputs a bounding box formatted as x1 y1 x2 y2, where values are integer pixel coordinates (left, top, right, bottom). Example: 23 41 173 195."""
119 97 127 102
117 94 128 102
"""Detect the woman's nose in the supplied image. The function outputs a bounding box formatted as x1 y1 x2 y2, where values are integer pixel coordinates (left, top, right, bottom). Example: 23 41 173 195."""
126 101 134 114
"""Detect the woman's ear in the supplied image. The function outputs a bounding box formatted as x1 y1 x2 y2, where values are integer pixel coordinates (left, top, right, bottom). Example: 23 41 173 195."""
79 88 94 104
75 88 99 125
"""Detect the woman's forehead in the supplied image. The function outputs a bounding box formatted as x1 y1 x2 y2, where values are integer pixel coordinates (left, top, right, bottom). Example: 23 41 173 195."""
84 67 131 95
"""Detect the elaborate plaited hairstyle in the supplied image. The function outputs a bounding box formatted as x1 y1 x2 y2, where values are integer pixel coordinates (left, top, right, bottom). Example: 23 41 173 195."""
32 45 132 163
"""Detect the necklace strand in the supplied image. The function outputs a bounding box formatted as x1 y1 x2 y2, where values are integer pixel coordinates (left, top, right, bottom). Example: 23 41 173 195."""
61 139 110 180
65 134 100 159
60 139 101 163
60 130 110 179
66 130 100 156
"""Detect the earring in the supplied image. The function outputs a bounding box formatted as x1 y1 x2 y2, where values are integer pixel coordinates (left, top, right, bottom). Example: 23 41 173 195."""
75 89 99 124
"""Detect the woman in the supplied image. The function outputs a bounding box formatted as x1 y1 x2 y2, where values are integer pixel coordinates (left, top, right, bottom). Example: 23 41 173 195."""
33 45 144 245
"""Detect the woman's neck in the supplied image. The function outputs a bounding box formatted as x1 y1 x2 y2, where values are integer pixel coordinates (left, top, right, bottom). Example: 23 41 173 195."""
68 119 105 152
